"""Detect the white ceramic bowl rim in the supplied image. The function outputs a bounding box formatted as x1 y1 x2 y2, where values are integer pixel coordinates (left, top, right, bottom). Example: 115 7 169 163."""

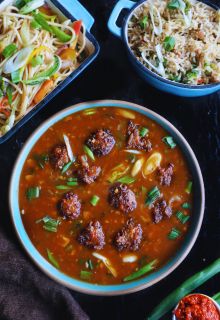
9 100 205 296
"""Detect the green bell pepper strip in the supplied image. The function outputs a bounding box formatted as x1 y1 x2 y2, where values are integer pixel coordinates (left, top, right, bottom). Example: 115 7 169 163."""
148 258 220 320
11 67 24 83
33 13 71 42
23 55 61 85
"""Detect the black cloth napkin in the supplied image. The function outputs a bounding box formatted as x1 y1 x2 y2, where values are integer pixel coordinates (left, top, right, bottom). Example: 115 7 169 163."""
0 225 89 320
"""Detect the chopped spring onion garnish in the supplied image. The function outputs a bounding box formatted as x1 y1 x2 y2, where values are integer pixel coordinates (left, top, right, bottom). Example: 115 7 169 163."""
162 136 176 149
185 181 193 194
56 185 75 190
67 177 78 182
20 0 44 14
83 145 95 161
123 259 157 282
66 181 78 186
116 175 136 184
139 127 149 137
167 0 181 9
83 108 96 115
122 254 138 263
182 202 191 209
3 46 34 74
36 215 60 232
176 211 190 224
31 55 43 67
61 161 73 174
140 15 148 29
163 36 175 51
11 67 24 84
6 85 13 106
92 252 117 277
63 134 75 162
80 270 92 280
87 259 94 270
90 195 100 206
26 186 40 200
168 227 181 239
107 163 130 183
145 186 160 206
47 249 59 269
2 44 17 59
149 3 163 36
124 149 142 154
34 153 49 169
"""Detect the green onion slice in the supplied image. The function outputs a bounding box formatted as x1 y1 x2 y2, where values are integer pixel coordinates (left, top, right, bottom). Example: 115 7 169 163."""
168 227 181 239
83 145 95 161
80 270 92 280
47 249 59 269
90 195 100 206
163 36 175 51
123 259 157 282
6 85 13 106
36 215 60 232
140 15 148 29
66 181 78 186
139 127 149 137
182 202 191 209
87 259 94 270
34 153 49 169
185 181 193 194
61 161 73 174
176 211 190 224
56 185 71 190
2 44 17 58
26 186 40 200
167 0 181 9
162 136 176 149
116 175 135 184
31 55 43 67
145 186 160 206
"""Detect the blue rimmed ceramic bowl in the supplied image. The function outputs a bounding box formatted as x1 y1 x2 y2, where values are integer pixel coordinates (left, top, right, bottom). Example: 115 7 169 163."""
108 0 220 97
9 100 205 295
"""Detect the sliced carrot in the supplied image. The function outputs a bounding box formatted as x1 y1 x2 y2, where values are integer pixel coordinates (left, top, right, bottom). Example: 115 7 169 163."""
59 48 76 61
33 80 53 104
73 20 82 36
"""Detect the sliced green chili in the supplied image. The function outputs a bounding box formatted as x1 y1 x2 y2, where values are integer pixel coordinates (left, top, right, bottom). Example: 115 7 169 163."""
167 0 181 9
123 259 157 282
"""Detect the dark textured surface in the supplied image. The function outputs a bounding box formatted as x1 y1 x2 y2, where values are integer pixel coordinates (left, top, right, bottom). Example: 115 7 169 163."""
1 0 220 319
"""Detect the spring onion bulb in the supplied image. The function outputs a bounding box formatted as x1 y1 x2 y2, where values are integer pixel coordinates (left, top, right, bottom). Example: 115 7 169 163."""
92 252 117 277
3 46 34 74
122 255 137 263
149 3 163 36
63 134 74 162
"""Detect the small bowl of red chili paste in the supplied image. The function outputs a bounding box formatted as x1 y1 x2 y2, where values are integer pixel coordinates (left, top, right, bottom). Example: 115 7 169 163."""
173 294 220 320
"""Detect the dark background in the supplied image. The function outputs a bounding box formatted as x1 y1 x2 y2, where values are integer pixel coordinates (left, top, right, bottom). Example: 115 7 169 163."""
1 0 220 319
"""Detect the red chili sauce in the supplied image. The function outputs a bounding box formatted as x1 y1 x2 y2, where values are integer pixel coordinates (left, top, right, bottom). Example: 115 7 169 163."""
174 294 220 320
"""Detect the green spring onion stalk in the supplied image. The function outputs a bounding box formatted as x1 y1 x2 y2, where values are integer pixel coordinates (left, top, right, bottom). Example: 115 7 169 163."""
212 292 220 305
148 258 220 320
123 260 157 282
83 145 95 161
61 161 73 174
168 227 181 239
20 0 44 14
145 186 160 206
26 186 40 200
176 211 190 224
47 249 59 269
185 181 193 194
80 270 92 280
162 136 176 149
2 44 17 58
116 175 135 184
90 195 100 206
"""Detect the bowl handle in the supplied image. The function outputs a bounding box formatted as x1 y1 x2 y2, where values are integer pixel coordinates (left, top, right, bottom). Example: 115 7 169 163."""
59 0 94 32
108 0 135 38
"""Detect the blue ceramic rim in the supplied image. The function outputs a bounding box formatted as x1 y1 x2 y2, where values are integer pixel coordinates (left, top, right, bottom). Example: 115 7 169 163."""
9 100 205 296
122 0 220 90
0 0 100 144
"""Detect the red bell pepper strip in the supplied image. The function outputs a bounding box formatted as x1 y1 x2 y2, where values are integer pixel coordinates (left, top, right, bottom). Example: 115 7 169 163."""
73 20 82 36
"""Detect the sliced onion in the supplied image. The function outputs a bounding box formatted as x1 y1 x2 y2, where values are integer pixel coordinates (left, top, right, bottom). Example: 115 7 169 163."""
124 149 142 154
178 0 192 27
20 0 45 15
141 49 165 78
92 252 117 277
122 254 137 263
3 46 34 74
149 3 163 36
63 134 74 162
